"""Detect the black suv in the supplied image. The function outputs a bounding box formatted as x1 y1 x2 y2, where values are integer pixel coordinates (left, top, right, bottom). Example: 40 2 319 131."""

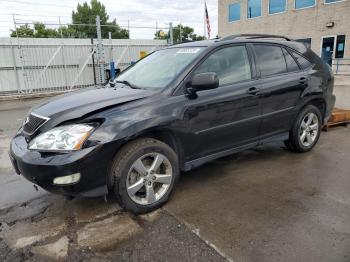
10 34 335 213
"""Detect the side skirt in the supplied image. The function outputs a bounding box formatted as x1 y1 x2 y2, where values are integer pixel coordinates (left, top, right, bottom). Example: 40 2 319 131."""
183 132 289 172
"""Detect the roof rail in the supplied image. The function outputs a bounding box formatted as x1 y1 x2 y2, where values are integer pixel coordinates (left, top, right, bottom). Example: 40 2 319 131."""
219 34 292 42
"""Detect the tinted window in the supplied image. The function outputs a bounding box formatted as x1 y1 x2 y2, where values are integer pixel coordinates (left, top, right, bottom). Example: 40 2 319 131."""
254 45 287 77
295 0 315 9
247 0 262 18
194 46 251 86
116 47 205 90
269 0 286 14
325 0 342 3
335 35 345 59
229 3 241 22
295 38 312 49
291 52 312 70
283 48 300 72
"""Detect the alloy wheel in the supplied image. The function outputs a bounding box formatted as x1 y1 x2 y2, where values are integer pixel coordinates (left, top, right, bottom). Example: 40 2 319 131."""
126 153 173 205
299 112 319 147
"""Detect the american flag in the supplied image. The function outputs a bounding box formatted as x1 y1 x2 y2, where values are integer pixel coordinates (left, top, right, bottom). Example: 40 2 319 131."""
205 2 211 39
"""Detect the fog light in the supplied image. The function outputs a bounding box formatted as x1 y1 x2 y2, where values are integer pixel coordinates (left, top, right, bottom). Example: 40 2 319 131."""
53 173 81 185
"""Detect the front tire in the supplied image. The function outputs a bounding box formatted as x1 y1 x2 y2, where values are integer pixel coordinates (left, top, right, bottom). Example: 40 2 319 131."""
285 105 322 153
109 138 179 214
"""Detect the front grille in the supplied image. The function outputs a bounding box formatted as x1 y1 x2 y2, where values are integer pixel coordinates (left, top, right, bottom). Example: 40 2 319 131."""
23 113 49 135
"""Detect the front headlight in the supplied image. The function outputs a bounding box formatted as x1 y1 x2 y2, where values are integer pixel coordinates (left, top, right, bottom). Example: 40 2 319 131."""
29 124 94 151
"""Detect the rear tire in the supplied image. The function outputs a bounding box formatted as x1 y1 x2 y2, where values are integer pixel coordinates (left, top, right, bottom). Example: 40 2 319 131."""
285 105 322 153
109 138 179 214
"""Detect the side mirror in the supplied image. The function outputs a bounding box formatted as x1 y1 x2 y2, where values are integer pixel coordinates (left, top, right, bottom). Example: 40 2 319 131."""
191 72 219 92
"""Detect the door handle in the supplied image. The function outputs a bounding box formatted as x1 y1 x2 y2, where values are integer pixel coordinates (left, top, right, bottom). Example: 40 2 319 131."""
299 77 308 86
247 87 260 95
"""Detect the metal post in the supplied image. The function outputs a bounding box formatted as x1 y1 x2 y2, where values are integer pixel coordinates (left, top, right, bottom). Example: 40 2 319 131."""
109 32 115 81
59 16 68 89
203 2 206 39
91 37 97 85
128 20 130 39
155 21 158 40
96 15 106 86
179 24 182 43
169 22 174 45
10 39 20 92
336 59 339 74
12 13 25 93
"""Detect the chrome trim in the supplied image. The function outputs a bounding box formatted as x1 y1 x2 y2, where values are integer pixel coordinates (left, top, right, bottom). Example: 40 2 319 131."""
22 112 50 136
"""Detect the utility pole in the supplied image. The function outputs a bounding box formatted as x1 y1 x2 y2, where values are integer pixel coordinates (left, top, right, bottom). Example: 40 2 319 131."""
169 22 174 45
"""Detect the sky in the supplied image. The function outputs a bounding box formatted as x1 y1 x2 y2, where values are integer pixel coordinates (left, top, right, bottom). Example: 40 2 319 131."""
0 0 218 39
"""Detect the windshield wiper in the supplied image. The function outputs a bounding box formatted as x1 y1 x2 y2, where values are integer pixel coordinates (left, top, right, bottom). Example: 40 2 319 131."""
115 80 142 89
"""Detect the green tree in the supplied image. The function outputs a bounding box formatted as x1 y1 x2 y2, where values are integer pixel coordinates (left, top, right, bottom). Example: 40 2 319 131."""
11 0 128 39
72 0 129 39
155 24 205 43
33 23 59 38
10 24 34 37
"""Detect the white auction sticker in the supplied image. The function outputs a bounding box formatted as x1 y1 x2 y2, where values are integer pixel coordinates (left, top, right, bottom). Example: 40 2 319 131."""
176 48 201 54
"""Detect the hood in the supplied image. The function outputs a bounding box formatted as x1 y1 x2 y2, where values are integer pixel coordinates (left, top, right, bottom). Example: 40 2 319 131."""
30 87 154 130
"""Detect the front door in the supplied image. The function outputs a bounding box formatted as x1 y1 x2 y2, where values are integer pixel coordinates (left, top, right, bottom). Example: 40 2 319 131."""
182 45 261 160
321 36 335 66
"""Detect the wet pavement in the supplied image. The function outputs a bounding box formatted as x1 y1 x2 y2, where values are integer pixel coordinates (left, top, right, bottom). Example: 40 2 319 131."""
1 98 349 261
0 98 228 261
165 126 350 262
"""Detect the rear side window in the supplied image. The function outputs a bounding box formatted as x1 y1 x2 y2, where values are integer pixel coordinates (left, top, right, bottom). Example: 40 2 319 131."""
254 45 287 77
291 51 312 70
282 48 300 72
194 45 251 86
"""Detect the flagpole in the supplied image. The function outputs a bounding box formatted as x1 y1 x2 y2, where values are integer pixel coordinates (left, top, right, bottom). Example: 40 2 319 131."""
204 1 206 39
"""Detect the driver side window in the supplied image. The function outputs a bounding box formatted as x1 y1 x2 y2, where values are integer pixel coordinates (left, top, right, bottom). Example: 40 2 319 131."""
194 45 252 86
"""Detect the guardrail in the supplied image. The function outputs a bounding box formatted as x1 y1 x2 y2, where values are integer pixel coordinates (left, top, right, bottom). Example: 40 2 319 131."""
333 58 350 75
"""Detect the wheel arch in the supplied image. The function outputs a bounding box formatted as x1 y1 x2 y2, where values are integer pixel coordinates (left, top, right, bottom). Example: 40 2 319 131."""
298 96 327 124
134 128 185 169
108 127 185 172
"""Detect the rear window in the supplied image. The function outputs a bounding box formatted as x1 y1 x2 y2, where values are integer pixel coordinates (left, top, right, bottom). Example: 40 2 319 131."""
291 51 312 70
254 44 287 77
282 48 300 72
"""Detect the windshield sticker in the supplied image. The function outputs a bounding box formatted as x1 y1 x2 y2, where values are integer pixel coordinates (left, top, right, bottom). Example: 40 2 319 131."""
176 48 201 54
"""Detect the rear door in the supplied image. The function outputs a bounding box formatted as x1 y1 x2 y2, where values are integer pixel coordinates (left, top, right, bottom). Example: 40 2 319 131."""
252 44 308 139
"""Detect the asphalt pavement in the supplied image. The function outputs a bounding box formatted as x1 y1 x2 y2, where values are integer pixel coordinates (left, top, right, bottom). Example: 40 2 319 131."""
1 97 349 262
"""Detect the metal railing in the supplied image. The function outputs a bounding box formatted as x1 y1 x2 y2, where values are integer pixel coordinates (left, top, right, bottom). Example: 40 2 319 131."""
333 58 350 75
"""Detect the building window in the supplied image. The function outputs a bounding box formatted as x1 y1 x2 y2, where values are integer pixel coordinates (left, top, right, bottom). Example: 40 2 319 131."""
295 0 315 9
229 3 241 22
247 0 262 18
335 35 346 58
325 0 343 3
295 38 312 49
269 0 287 14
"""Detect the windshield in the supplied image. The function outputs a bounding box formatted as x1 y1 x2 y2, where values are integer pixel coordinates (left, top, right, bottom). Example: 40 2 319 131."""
116 47 205 90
